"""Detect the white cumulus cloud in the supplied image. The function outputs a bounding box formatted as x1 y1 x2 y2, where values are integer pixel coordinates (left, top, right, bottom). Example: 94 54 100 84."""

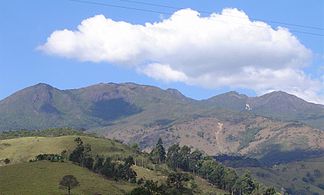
39 8 324 104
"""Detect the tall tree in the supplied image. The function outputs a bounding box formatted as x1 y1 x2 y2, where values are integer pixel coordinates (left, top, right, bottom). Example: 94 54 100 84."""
233 172 256 195
179 145 191 171
69 137 85 164
59 175 79 195
93 155 104 173
69 137 92 167
150 138 166 164
188 150 203 174
166 144 181 170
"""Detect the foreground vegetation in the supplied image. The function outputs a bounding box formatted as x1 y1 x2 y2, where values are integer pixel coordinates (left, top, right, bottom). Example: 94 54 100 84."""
0 161 135 194
0 129 277 194
239 156 324 195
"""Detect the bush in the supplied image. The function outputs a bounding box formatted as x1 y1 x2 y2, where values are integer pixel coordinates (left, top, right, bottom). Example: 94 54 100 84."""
33 154 64 162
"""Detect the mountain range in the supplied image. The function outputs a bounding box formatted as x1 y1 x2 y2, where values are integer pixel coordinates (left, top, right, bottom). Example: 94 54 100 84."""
1 83 324 160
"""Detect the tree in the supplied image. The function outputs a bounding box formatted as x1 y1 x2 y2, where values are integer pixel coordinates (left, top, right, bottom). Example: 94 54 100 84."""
167 172 192 189
209 163 225 188
69 137 92 167
150 138 166 164
131 143 140 152
101 157 115 179
80 144 92 167
264 187 277 195
129 180 164 195
4 158 10 164
233 172 256 195
83 156 94 170
69 138 85 164
93 155 104 173
124 156 135 167
61 150 68 160
223 168 238 192
59 175 79 195
129 186 151 195
188 150 203 174
166 144 181 170
179 145 191 171
117 157 137 182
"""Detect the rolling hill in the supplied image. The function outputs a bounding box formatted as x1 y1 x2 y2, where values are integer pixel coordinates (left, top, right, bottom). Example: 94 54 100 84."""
0 131 229 195
0 161 136 195
0 135 137 165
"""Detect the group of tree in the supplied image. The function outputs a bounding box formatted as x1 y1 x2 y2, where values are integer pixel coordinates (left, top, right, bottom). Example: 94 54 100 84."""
150 138 277 195
93 155 137 182
69 137 94 169
69 137 137 182
129 172 194 195
31 153 64 162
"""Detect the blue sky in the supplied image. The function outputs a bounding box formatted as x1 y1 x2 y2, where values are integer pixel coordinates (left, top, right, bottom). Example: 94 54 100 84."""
1 0 323 102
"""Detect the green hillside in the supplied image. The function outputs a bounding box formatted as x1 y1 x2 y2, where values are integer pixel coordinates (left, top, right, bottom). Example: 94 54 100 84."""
0 135 137 165
0 129 278 195
0 161 227 195
133 166 227 195
0 161 135 195
0 133 228 194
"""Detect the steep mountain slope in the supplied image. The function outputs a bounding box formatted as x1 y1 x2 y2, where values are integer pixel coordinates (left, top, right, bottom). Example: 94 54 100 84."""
0 83 324 160
205 91 324 130
0 83 97 130
0 82 193 131
101 111 324 159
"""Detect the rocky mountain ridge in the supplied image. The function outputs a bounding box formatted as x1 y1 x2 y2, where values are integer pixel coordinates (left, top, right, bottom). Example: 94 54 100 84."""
1 83 324 159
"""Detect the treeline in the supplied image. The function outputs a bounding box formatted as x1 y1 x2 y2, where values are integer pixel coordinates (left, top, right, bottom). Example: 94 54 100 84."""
130 172 194 195
68 137 137 182
148 138 277 195
0 128 93 140
31 154 64 162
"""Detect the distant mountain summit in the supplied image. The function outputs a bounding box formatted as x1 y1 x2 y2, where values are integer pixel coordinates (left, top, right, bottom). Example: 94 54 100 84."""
1 83 324 159
0 82 192 131
205 91 324 129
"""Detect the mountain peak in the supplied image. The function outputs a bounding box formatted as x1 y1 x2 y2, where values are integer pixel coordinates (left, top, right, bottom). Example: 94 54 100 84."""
210 91 248 100
166 88 183 95
258 90 304 104
263 90 292 97
33 83 55 89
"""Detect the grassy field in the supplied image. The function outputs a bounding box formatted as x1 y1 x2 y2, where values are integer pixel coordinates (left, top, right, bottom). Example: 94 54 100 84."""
0 161 136 195
0 160 227 195
0 135 229 194
238 157 324 194
0 135 137 165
